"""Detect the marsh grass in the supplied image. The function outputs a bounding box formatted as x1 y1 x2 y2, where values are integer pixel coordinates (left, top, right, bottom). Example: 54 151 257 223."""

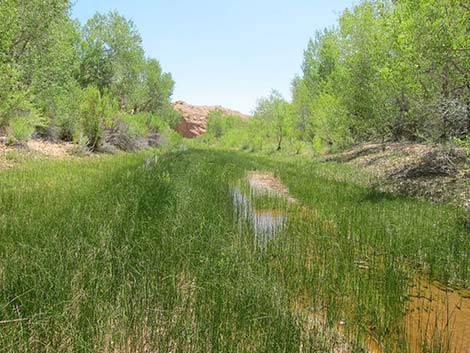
0 148 468 352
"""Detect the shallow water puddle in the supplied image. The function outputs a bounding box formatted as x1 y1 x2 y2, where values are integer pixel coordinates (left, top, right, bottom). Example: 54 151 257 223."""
252 209 287 239
230 185 287 244
363 280 470 353
231 171 292 245
293 280 470 353
231 171 470 352
405 280 470 353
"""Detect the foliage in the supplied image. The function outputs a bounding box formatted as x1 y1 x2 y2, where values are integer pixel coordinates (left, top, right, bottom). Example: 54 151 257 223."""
198 0 468 155
0 64 46 143
309 92 352 152
134 58 174 113
29 18 81 125
78 12 174 115
206 110 246 140
120 111 174 137
0 4 174 146
78 86 116 150
1 0 469 153
254 90 292 151
78 11 145 108
452 136 470 157
289 0 470 151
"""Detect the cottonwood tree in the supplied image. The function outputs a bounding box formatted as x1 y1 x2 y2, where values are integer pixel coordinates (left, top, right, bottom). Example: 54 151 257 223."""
254 90 292 151
0 0 72 136
289 0 469 152
134 58 174 114
78 11 145 110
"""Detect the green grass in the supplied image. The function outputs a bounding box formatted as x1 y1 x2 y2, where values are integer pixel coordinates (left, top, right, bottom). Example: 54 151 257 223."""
0 148 468 352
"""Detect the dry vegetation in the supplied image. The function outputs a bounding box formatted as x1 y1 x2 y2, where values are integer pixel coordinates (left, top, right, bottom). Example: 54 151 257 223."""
324 143 470 208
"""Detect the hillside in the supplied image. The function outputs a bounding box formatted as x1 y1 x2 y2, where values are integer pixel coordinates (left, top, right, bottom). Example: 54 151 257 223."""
324 143 470 209
173 101 250 138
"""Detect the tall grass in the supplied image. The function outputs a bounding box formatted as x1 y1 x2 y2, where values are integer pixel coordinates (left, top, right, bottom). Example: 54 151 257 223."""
0 148 467 352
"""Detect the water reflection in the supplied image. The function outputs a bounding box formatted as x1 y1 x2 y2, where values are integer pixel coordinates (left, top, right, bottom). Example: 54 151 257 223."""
230 186 287 246
253 210 287 239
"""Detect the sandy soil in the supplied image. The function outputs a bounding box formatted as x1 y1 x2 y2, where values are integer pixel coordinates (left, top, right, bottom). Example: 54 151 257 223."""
325 143 470 208
247 171 297 203
0 138 72 170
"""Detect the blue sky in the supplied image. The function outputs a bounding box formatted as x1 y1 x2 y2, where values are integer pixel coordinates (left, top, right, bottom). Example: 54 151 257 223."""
72 0 354 114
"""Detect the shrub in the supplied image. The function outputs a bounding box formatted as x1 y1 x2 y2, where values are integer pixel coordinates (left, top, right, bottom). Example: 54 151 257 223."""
452 136 470 157
120 112 172 136
158 125 183 151
0 66 47 143
52 85 82 141
77 86 117 150
120 113 150 137
8 113 47 143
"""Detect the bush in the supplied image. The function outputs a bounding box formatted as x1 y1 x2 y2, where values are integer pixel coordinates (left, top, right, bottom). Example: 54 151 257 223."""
8 113 46 143
51 85 82 141
158 103 181 129
0 66 47 143
120 113 150 137
77 86 117 150
452 136 470 157
119 112 170 137
158 125 183 151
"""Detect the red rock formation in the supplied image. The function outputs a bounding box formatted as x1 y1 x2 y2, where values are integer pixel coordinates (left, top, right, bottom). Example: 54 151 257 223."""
174 101 250 138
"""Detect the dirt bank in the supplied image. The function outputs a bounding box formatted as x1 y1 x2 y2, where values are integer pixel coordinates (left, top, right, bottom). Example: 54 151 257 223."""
324 143 470 209
0 138 73 170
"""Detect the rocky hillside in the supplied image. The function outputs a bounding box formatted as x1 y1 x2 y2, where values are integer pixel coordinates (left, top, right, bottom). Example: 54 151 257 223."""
174 101 250 138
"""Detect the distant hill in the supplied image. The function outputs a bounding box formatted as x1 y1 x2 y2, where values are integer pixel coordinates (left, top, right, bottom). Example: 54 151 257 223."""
173 101 250 138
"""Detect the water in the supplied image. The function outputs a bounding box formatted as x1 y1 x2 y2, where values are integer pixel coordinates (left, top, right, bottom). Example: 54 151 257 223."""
405 279 470 353
231 176 470 352
230 185 287 246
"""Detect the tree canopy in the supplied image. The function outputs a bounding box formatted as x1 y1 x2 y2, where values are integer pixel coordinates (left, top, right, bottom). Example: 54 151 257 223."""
0 3 175 148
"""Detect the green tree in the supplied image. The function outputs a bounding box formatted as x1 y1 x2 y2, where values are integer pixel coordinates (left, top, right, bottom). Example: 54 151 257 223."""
29 18 81 138
392 0 470 139
0 0 70 63
0 0 72 137
337 1 397 141
78 11 145 110
254 91 292 151
134 58 174 114
291 76 313 143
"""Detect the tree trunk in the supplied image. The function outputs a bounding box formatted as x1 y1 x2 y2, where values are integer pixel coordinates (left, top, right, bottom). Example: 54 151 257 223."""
441 64 451 139
393 88 408 141
276 125 283 151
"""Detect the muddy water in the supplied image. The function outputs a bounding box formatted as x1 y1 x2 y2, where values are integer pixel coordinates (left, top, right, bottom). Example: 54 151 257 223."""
231 173 470 352
405 280 470 353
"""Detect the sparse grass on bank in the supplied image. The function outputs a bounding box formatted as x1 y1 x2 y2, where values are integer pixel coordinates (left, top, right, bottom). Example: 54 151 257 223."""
0 148 468 352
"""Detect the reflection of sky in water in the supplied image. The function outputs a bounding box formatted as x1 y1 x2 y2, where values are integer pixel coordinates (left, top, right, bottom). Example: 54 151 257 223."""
231 186 287 246
252 211 287 238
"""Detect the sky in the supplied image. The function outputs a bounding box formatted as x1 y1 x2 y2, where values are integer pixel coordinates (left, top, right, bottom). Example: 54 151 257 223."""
72 0 354 114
